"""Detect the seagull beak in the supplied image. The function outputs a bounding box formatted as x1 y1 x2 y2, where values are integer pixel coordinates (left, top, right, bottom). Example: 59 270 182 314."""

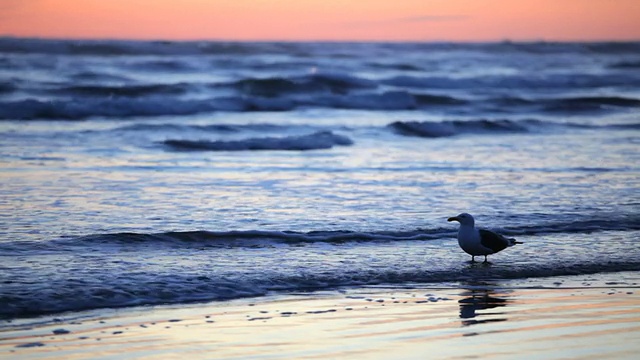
447 216 459 222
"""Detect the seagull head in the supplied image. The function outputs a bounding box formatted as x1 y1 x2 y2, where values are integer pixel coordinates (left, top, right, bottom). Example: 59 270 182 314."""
447 213 475 227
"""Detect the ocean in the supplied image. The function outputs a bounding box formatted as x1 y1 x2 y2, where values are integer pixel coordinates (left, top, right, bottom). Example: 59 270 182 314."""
1 38 639 319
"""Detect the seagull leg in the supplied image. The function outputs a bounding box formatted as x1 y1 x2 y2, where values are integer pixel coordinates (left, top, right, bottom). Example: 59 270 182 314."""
471 256 475 262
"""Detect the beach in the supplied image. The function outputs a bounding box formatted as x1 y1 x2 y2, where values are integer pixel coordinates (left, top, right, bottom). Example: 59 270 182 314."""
2 272 639 359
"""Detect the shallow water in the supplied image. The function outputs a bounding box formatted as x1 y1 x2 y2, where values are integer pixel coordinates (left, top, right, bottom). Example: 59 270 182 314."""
1 39 639 318
2 273 639 360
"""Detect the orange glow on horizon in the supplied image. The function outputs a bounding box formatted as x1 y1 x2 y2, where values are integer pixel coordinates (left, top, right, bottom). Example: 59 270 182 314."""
1 0 639 41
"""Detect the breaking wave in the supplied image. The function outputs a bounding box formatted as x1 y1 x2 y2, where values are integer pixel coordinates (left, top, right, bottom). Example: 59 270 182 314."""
2 213 639 319
1 213 634 251
5 259 640 319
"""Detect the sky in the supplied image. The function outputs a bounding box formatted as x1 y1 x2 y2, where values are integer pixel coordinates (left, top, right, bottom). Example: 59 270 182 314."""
1 0 639 42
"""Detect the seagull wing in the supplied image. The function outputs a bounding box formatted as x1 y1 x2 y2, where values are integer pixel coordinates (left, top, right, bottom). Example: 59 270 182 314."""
478 229 510 253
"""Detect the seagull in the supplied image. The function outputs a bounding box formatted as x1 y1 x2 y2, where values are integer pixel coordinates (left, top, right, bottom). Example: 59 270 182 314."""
447 213 522 262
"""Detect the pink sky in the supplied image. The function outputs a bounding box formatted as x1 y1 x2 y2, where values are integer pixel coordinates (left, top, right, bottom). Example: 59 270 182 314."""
2 0 639 41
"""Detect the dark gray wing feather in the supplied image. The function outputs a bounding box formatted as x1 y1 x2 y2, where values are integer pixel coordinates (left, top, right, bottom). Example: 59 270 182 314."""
478 229 509 253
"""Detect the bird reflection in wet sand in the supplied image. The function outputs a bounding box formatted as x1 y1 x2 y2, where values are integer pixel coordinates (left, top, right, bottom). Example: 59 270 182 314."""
458 285 510 327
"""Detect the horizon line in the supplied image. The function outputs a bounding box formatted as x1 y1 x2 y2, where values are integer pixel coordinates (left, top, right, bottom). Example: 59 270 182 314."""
3 35 640 44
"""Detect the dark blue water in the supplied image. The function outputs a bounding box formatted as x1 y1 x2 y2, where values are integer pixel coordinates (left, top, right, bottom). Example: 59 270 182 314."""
1 38 639 319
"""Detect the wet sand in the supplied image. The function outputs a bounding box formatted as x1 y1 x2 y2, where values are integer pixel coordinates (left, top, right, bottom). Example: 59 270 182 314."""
2 274 639 359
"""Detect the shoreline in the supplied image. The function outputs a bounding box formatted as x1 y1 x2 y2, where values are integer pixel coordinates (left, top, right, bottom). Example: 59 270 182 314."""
2 272 640 359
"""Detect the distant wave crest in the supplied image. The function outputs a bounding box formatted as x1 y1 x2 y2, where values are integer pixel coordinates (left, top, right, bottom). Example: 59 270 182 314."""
390 119 537 138
2 92 637 120
162 131 353 151
389 118 640 138
0 98 243 120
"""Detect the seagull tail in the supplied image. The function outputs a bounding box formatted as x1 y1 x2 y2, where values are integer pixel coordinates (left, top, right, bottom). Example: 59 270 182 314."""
508 238 523 246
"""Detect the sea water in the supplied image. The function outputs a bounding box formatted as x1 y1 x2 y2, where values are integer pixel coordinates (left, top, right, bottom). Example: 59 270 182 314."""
1 38 639 318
